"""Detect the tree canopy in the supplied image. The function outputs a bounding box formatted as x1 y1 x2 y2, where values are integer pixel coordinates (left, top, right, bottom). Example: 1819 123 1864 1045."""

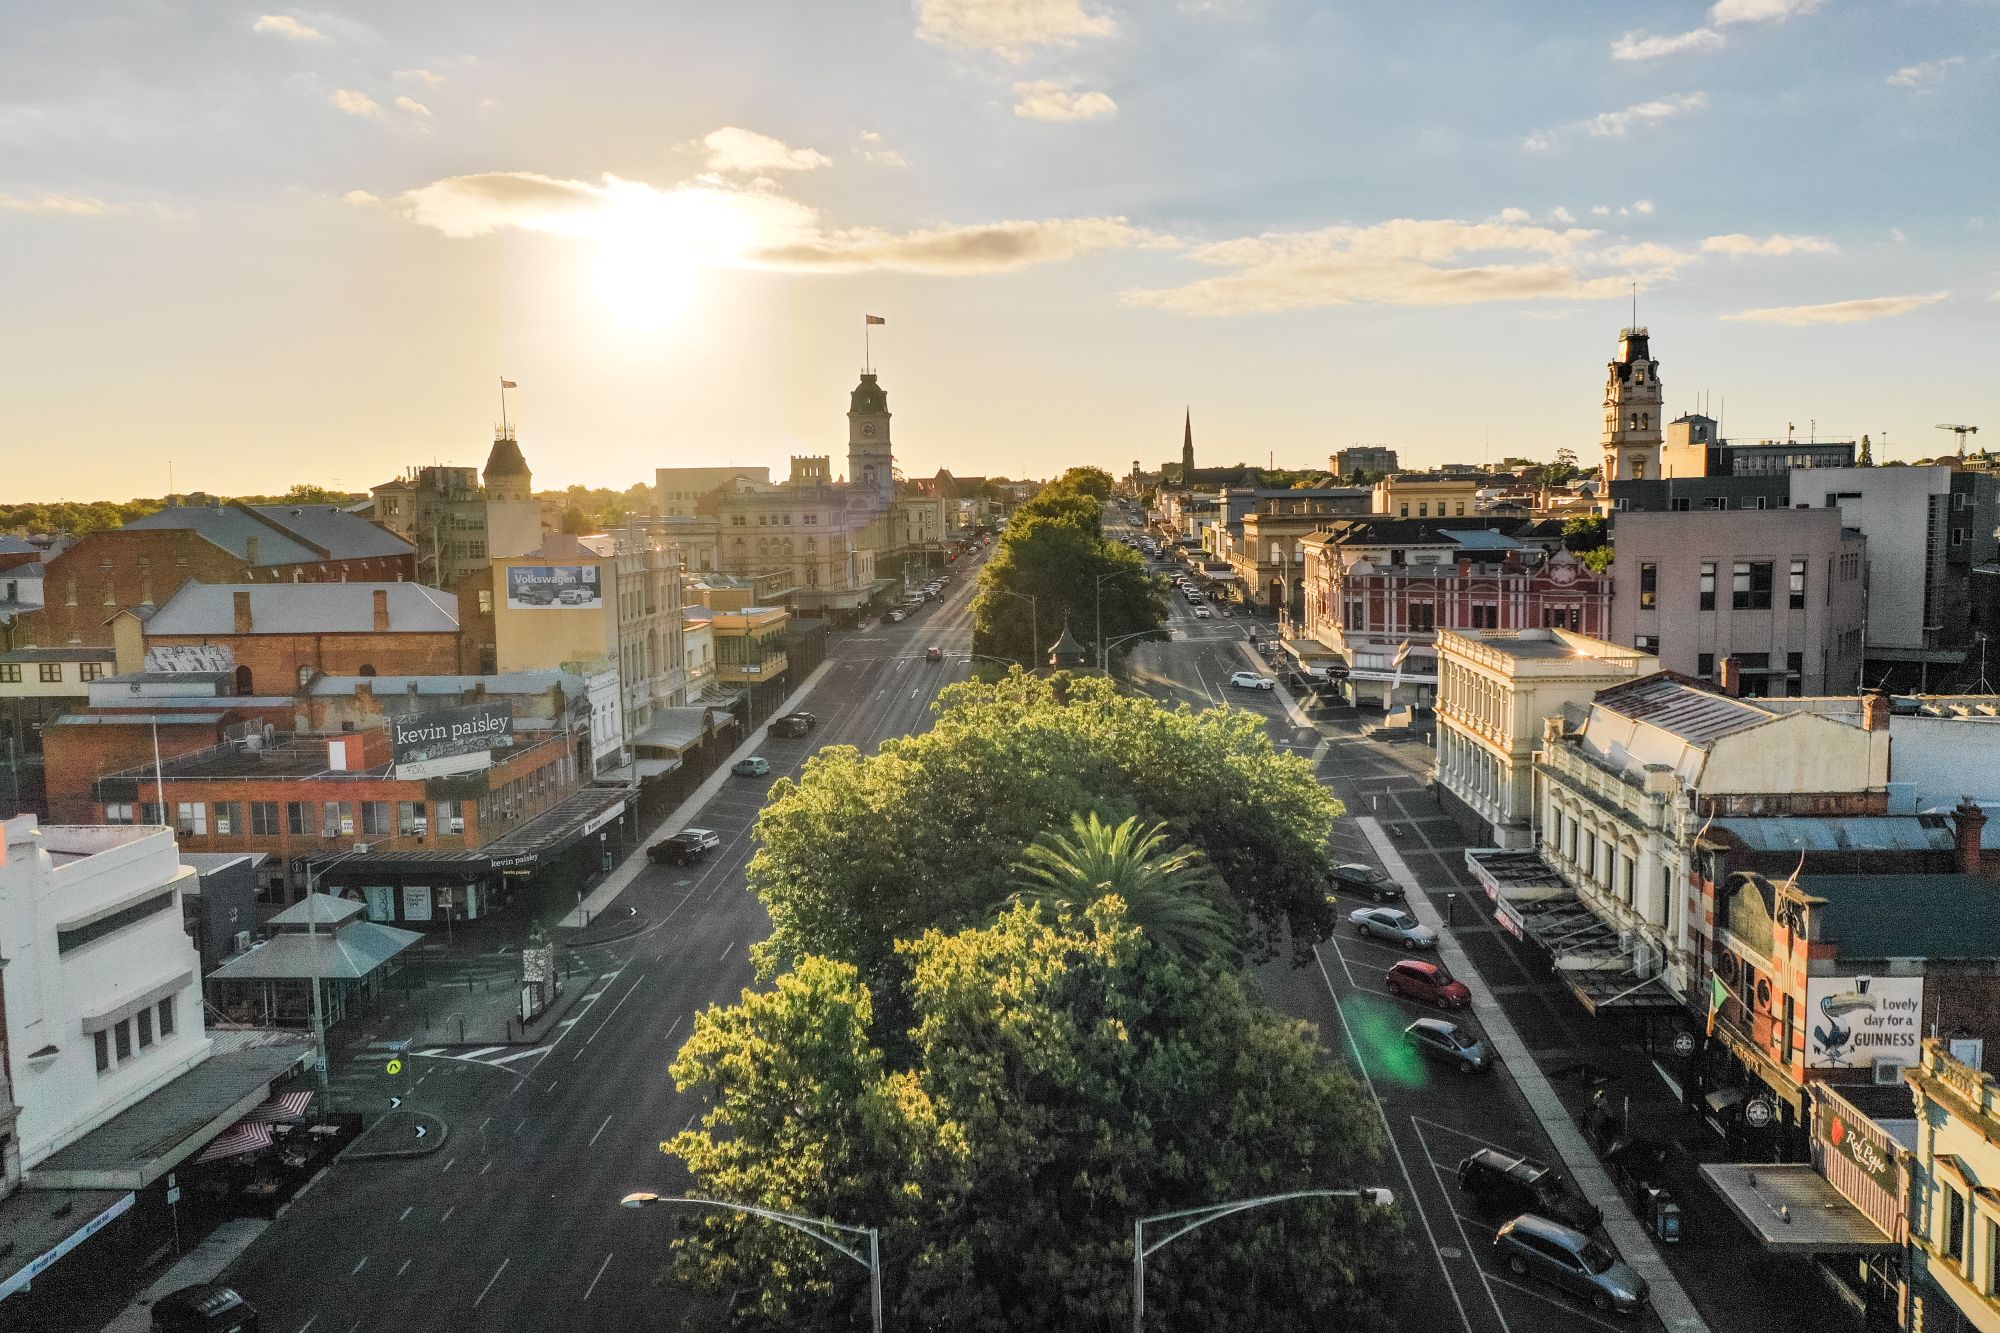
971 474 1165 664
1010 812 1238 968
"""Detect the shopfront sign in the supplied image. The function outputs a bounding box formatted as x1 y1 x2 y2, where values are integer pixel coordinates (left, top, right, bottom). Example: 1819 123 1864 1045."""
403 885 433 922
582 801 625 837
391 702 514 780
1805 975 1923 1070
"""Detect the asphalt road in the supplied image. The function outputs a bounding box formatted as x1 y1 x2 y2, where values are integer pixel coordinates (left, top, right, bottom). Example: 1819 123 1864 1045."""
221 557 988 1333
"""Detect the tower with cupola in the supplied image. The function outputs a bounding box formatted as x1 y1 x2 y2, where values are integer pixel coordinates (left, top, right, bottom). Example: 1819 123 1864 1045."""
1601 327 1664 482
847 372 894 505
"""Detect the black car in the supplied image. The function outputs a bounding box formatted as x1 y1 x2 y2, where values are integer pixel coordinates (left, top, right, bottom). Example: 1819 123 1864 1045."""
647 828 721 865
1330 863 1403 902
1457 1148 1603 1233
768 714 812 738
782 711 817 730
152 1285 259 1333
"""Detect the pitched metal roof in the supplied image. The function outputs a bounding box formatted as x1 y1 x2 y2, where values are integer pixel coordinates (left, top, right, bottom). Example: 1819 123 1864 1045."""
1714 815 1999 854
1801 873 2000 958
209 920 422 980
1591 672 1774 744
125 504 412 564
145 582 459 635
125 506 319 565
245 505 411 559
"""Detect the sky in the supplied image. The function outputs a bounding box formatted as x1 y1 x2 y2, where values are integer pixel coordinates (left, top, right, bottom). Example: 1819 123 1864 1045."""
4 1 1997 501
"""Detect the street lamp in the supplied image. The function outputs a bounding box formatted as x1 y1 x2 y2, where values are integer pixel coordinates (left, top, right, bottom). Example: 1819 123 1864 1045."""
1093 569 1123 672
1098 629 1157 674
619 1192 882 1333
1131 1187 1393 1333
301 844 371 1098
998 590 1038 666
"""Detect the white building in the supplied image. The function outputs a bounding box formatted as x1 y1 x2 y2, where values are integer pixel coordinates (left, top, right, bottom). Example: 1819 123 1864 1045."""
1906 1039 2000 1333
1434 628 1656 848
1790 465 1954 657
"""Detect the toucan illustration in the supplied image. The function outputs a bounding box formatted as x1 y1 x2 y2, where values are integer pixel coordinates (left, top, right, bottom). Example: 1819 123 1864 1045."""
1813 989 1875 1061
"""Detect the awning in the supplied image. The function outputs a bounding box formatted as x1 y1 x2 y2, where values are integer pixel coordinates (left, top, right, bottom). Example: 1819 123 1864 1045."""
243 1090 314 1123
195 1121 274 1164
472 785 636 872
1469 852 1680 1013
629 707 715 754
1698 1163 1896 1253
634 758 680 779
209 922 422 981
0 1190 135 1301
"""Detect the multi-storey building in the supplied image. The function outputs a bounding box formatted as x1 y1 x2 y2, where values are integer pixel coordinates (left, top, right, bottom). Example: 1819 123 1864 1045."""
1600 326 1664 483
654 466 772 517
1370 474 1483 521
1331 446 1399 479
1658 414 1856 478
1205 487 1371 620
1609 508 1868 697
368 431 545 587
0 646 116 817
1906 1039 2000 1333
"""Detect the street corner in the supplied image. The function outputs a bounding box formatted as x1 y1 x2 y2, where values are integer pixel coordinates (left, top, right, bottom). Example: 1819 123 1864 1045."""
342 1111 449 1161
560 907 652 948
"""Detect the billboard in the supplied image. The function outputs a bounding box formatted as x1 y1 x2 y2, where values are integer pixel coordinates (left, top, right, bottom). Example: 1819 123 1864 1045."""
391 702 514 780
506 564 603 610
1805 975 1923 1070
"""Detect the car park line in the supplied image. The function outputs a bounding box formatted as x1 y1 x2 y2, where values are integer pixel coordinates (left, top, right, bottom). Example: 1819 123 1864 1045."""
1414 1117 1516 1333
1483 1273 1634 1333
1411 1114 1529 1160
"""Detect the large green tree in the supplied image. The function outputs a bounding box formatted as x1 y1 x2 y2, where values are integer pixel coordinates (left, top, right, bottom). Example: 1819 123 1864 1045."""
747 671 1342 988
666 902 1406 1332
1010 812 1238 968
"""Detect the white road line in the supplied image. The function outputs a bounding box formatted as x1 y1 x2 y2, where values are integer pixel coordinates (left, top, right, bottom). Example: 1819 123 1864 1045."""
398 1206 412 1221
488 1047 547 1065
588 1114 612 1147
474 1257 510 1308
295 1317 318 1333
441 1205 455 1222
1328 935 1362 990
662 1015 684 1044
718 940 734 963
478 1117 491 1131
441 1157 455 1173
1483 1274 1630 1332
583 1252 614 1302
396 1259 412 1277
681 1110 699 1133
1413 1117 1514 1333
1313 946 1479 1333
576 975 645 1054
459 1046 506 1060
1411 1115 1526 1158
350 1256 368 1276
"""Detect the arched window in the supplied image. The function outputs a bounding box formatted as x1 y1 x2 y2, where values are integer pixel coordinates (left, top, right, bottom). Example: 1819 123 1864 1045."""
358 663 377 677
234 664 254 695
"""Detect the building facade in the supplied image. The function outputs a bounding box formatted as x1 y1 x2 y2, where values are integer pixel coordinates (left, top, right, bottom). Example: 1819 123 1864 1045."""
1906 1039 2000 1333
1332 446 1399 479
1601 326 1664 483
368 431 545 587
1370 474 1482 521
654 466 772 517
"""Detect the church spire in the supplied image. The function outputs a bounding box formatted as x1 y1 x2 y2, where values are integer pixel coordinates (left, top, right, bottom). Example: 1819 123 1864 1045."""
1181 407 1195 476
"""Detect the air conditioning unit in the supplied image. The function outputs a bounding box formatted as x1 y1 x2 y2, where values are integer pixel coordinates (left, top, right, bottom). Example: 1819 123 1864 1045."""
1872 1059 1906 1086
233 930 252 953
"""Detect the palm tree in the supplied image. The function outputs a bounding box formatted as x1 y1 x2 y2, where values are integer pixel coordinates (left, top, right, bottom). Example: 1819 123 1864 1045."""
1010 812 1238 967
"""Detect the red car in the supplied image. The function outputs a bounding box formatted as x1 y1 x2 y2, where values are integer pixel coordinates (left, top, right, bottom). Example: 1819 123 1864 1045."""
1386 959 1472 1009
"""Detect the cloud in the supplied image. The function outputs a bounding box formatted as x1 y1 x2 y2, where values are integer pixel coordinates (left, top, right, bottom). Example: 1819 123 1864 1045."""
253 14 324 41
858 130 909 167
1701 232 1837 256
0 190 110 216
1526 93 1704 151
330 89 380 117
1890 227 1906 243
1121 216 1699 316
341 189 379 206
1551 206 1576 224
1887 56 1965 89
694 127 831 175
1724 291 1948 325
1709 0 1825 26
397 167 1154 276
1013 81 1118 121
916 0 1113 59
395 96 432 118
1612 28 1724 60
1633 199 1655 214
394 68 446 87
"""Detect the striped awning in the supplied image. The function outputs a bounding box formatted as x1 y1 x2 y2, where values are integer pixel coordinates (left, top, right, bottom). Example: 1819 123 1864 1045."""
195 1121 274 1164
243 1090 314 1124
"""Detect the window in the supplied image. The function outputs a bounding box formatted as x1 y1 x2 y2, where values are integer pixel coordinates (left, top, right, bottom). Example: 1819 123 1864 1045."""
1699 561 1716 610
1788 559 1807 609
1409 603 1435 631
1640 563 1658 609
478 588 493 613
212 802 241 836
439 800 466 835
114 1019 132 1061
105 803 135 824
1455 502 1466 517
39 663 62 683
1698 653 1714 679
1470 603 1498 628
95 1030 111 1073
287 802 309 835
1951 527 1969 548
140 802 163 825
137 1007 153 1049
1635 635 1660 654
398 801 428 836
1945 1187 1966 1264
729 514 745 527
251 802 280 836
1787 651 1803 683
323 801 355 837
1418 502 1429 518
1732 561 1773 610
59 888 177 952
361 801 392 836
1345 600 1366 629
80 662 104 681
158 995 175 1037
1620 854 1635 906
0 663 17 683
1670 497 1692 512
175 802 207 836
1399 503 1410 518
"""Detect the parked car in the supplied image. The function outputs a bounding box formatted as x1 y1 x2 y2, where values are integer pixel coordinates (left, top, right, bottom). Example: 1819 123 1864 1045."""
151 1285 260 1333
1402 1017 1491 1074
926 646 944 661
782 711 817 730
1456 1149 1603 1233
732 756 771 777
1229 671 1273 691
888 610 906 623
1348 906 1436 949
1193 607 1212 618
1386 958 1471 1007
768 714 811 738
647 828 721 865
1330 863 1403 902
1493 1214 1648 1315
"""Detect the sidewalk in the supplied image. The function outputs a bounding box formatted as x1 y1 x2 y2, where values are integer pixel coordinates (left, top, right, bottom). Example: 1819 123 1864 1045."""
556 659 838 929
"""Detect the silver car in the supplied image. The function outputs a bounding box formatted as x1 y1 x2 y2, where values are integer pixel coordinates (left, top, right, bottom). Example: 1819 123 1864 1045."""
1494 1214 1648 1315
1348 906 1436 949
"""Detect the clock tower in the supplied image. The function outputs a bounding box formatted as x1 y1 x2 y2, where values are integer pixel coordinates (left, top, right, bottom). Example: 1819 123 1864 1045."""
1601 326 1664 483
847 372 894 504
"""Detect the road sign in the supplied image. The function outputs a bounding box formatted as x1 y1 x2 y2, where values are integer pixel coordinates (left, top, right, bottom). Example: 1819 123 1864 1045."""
1745 1097 1777 1129
166 1186 181 1206
1672 1032 1696 1057
315 1055 328 1075
386 1058 404 1076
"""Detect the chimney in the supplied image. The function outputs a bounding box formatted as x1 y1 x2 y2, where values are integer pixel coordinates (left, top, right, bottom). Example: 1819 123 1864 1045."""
233 589 253 634
245 535 259 566
1952 797 1988 877
372 588 390 631
1718 656 1742 698
1862 689 1891 732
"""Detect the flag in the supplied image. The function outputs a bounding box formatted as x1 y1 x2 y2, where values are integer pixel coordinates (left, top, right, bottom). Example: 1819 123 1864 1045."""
1706 972 1728 1037
500 378 517 389
865 315 886 325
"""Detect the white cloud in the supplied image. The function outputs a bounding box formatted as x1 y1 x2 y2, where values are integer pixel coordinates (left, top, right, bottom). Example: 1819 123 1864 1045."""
253 14 324 41
1591 205 1611 217
859 131 909 167
1121 216 1695 316
1887 56 1965 89
397 167 1155 276
1701 232 1837 256
694 127 831 175
395 96 432 118
1013 81 1118 121
1709 0 1825 26
1492 207 1532 224
0 190 109 216
1551 206 1576 224
1526 94 1704 151
330 89 380 117
1611 28 1724 60
1633 199 1655 215
1724 291 1948 325
394 68 446 87
916 0 1114 59
341 189 379 207
1890 227 1907 243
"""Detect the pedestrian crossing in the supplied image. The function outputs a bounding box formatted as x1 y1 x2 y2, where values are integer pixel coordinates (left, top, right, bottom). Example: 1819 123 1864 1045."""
409 1044 551 1069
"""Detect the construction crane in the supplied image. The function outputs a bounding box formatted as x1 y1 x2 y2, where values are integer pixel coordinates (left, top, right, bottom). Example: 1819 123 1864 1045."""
1937 423 1980 458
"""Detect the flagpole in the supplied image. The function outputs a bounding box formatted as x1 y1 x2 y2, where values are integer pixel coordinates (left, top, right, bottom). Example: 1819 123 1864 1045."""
864 317 871 374
500 379 509 437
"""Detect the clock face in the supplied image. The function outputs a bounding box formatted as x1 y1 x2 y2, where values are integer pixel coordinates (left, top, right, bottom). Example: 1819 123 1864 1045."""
860 422 877 438
1549 562 1578 586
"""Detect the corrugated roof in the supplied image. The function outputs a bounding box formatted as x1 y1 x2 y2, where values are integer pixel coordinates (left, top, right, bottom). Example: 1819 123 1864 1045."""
245 505 411 559
308 671 576 697
126 504 411 565
0 646 115 663
1593 672 1773 744
1715 815 1991 854
125 506 319 565
0 535 37 554
210 920 422 980
1802 873 2000 958
146 582 458 635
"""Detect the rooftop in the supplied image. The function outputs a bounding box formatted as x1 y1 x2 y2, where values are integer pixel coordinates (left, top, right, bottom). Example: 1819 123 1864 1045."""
307 671 578 697
1445 628 1651 664
145 581 458 636
1800 873 2000 958
1591 672 1774 745
0 646 116 663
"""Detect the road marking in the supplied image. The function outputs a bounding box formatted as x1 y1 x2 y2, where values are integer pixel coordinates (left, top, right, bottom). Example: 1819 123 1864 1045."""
1485 1273 1631 1332
396 1259 412 1277
441 1157 455 1173
663 1015 684 1044
474 1257 510 1308
578 975 645 1052
441 1205 455 1222
489 1047 547 1065
681 1110 699 1133
1413 1117 1514 1333
1411 1115 1525 1158
1313 946 1479 1333
460 1046 506 1060
478 1117 491 1131
481 1160 494 1175
589 1114 613 1147
350 1256 368 1276
398 1206 412 1221
544 1079 558 1093
583 1252 614 1302
718 940 734 962
514 1119 527 1135
294 1317 318 1333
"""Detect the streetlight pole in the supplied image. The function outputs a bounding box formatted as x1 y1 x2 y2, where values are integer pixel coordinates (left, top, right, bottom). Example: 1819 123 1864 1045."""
1099 630 1157 675
1093 570 1122 673
1131 1187 1392 1333
620 1193 883 1333
999 590 1038 665
301 845 368 1098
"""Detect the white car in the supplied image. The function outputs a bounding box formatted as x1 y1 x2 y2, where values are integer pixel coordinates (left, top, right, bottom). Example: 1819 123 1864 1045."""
1193 607 1212 618
888 609 906 622
1229 671 1272 690
1349 906 1437 950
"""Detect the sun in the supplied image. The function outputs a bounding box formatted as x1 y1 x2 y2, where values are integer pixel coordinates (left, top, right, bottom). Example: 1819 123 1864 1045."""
592 237 696 331
586 186 760 331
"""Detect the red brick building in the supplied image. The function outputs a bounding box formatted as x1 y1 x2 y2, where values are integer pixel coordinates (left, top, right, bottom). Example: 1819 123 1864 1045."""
19 502 413 648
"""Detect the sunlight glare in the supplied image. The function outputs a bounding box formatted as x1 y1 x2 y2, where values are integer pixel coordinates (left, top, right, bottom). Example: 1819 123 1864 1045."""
588 186 760 331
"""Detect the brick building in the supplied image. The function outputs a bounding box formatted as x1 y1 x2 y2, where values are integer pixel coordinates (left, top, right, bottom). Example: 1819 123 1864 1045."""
18 503 413 649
